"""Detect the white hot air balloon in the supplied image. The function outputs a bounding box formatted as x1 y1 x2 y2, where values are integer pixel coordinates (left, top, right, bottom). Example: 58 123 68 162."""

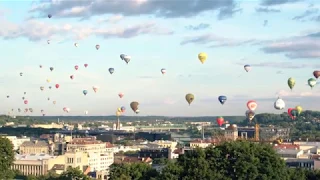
274 97 285 110
74 43 78 47
93 86 99 93
66 108 70 113
161 68 166 75
244 64 251 72
84 110 88 115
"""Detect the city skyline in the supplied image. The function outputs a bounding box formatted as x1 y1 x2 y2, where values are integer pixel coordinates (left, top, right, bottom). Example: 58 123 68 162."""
0 0 320 116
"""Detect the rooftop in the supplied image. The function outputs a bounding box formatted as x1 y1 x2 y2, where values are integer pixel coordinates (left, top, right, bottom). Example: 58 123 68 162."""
15 153 57 160
276 149 301 155
20 140 48 147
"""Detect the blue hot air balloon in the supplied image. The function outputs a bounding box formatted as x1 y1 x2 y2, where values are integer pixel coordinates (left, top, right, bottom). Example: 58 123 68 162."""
218 95 227 105
109 68 115 74
83 90 88 96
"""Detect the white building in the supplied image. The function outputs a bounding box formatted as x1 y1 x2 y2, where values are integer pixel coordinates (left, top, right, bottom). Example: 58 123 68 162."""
67 137 114 172
6 136 30 150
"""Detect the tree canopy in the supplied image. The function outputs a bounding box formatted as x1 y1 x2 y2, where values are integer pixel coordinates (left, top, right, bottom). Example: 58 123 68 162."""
0 136 15 179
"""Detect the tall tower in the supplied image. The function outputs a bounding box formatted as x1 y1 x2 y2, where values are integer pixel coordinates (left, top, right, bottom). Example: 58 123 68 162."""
116 117 120 130
255 124 260 141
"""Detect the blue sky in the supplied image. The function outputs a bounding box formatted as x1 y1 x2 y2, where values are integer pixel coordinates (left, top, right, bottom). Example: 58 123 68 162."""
0 0 320 116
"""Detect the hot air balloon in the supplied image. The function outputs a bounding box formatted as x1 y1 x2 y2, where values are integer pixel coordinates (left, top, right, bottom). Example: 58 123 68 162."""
246 110 255 121
247 100 257 111
70 75 74 80
29 108 33 113
53 101 56 105
123 55 131 64
290 109 298 120
84 64 88 68
288 108 295 119
130 101 139 113
40 86 44 91
24 108 28 113
41 110 44 113
20 72 23 76
116 111 122 117
84 110 88 115
50 67 54 71
308 78 317 89
24 100 28 104
198 52 207 64
74 43 78 47
49 86 52 89
118 93 124 98
22 97 25 100
46 79 51 83
47 40 50 44
121 106 126 113
39 65 43 68
120 54 125 60
75 65 79 70
93 86 99 93
313 71 320 79
274 97 285 110
244 65 251 72
96 44 100 50
218 96 227 105
83 90 88 96
161 68 166 75
6 95 9 98
109 68 115 74
295 105 303 115
216 116 224 126
135 110 140 114
288 77 295 91
48 14 52 18
55 84 60 89
18 108 21 112
24 92 26 95
185 93 195 106
47 97 50 101
63 107 70 113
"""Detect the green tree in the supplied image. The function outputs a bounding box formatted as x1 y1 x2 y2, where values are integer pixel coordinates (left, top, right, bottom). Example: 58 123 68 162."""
109 163 158 180
0 136 15 179
58 167 91 180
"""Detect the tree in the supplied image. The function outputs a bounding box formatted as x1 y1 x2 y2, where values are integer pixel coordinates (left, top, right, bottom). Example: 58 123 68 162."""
0 136 15 179
58 167 91 180
109 163 158 180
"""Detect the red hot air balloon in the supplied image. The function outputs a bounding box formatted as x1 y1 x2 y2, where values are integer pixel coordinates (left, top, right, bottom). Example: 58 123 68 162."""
118 92 124 98
75 65 79 70
55 84 60 89
247 100 257 111
70 75 74 80
216 116 224 126
288 108 294 119
84 64 88 68
313 71 320 79
24 100 28 104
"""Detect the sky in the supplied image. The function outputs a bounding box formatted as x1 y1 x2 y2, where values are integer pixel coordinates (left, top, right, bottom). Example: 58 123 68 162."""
0 0 320 117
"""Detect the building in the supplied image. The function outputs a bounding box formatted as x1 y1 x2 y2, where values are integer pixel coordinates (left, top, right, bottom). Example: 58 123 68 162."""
276 149 304 160
19 140 49 154
151 140 177 149
67 137 114 174
12 151 90 176
5 136 30 150
49 142 67 156
139 145 170 159
224 125 238 141
190 139 214 149
135 132 171 141
31 123 64 129
285 159 314 169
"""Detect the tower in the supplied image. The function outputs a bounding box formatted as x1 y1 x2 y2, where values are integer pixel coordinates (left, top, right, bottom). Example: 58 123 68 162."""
116 117 120 130
255 124 260 141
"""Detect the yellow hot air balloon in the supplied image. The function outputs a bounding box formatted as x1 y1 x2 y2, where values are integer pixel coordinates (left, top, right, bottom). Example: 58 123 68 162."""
46 79 51 83
117 107 122 112
116 111 122 117
295 105 303 115
198 52 207 64
185 93 195 105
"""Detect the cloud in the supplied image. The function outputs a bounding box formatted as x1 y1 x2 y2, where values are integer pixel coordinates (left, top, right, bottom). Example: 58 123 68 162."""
185 23 210 31
163 98 177 105
0 18 173 41
292 7 319 21
97 15 124 24
180 33 257 47
29 0 240 20
260 0 304 6
255 7 281 13
235 62 320 69
276 89 320 98
260 34 320 59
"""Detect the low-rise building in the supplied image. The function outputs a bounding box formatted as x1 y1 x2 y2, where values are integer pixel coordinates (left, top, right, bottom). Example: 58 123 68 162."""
5 136 30 150
19 140 49 154
224 125 238 141
190 139 214 149
276 149 304 160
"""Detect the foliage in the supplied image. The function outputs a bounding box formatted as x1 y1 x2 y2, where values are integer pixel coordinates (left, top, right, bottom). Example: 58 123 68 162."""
0 136 15 179
109 163 158 180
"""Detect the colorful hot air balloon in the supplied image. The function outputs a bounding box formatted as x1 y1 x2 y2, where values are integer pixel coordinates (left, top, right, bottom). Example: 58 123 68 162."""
244 65 251 72
121 106 126 113
295 105 303 115
313 71 320 79
24 100 28 104
70 75 74 80
96 44 100 50
118 93 124 98
53 101 56 105
120 54 125 60
109 68 114 74
48 14 52 18
116 111 122 117
290 109 298 120
130 101 139 113
288 77 295 91
93 86 99 93
198 52 207 64
74 43 78 47
247 100 257 111
308 78 317 89
123 55 131 64
185 93 195 106
75 65 79 70
135 110 140 114
55 84 60 89
288 108 294 119
46 79 51 83
161 68 166 75
274 97 285 110
83 90 88 96
84 64 88 68
40 86 44 91
245 110 255 121
216 116 224 126
218 96 227 105
47 40 50 44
